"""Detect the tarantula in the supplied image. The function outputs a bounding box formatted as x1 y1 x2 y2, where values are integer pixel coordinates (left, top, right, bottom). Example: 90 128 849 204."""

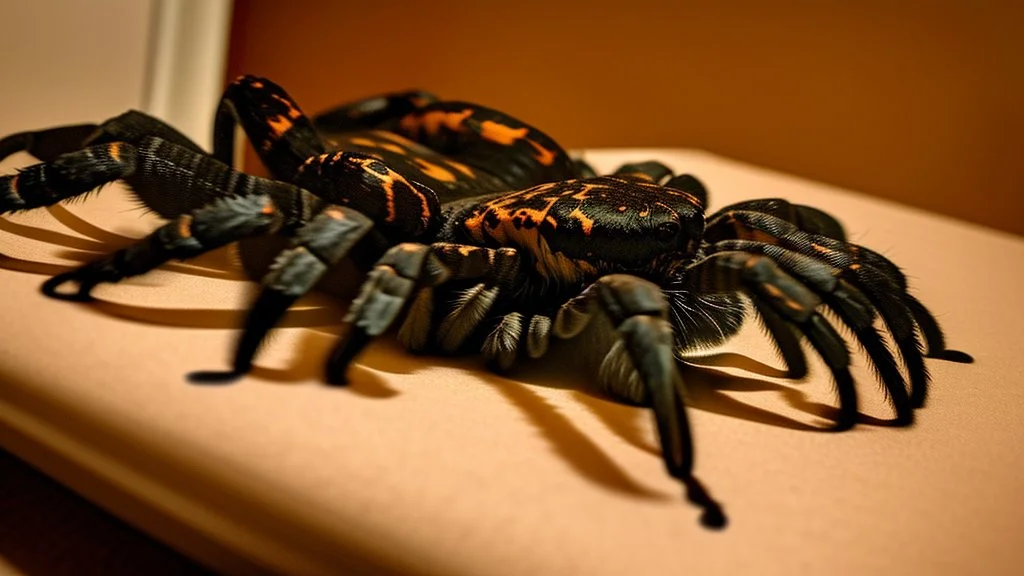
0 76 971 528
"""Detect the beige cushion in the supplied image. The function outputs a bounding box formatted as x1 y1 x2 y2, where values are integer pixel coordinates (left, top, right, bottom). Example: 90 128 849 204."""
1 149 1019 575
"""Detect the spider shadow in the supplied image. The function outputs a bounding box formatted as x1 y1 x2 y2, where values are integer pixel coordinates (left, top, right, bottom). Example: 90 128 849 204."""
0 207 402 396
1 205 900 503
352 343 672 500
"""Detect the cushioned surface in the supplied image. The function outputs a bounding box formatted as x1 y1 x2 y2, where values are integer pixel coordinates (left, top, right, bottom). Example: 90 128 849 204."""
1 149 1020 575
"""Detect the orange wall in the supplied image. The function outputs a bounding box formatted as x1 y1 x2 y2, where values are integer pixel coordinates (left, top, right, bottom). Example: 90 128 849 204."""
226 0 1023 235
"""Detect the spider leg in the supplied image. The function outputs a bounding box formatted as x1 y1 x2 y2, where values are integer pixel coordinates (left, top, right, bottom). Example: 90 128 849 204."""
683 252 860 430
571 157 598 178
708 198 847 241
750 297 809 379
429 244 521 355
903 293 973 363
0 110 202 165
0 133 287 220
841 243 972 363
555 274 726 528
702 239 913 424
213 75 326 180
479 311 557 372
395 102 577 189
610 161 674 183
43 191 293 302
326 243 522 381
311 89 438 137
1 124 104 163
0 136 315 300
707 203 970 364
324 242 451 384
705 209 970 406
192 151 445 382
187 204 378 383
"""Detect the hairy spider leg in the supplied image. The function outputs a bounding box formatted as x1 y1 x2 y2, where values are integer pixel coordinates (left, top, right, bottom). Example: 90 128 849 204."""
188 203 378 383
426 245 522 357
0 136 318 300
311 89 439 137
710 198 847 242
702 209 971 407
392 101 577 190
705 198 972 366
568 159 673 182
0 124 106 164
610 161 674 184
681 252 861 431
189 150 446 382
213 75 326 181
329 248 728 527
325 242 522 383
705 211 928 407
698 239 913 425
553 274 727 529
0 110 204 173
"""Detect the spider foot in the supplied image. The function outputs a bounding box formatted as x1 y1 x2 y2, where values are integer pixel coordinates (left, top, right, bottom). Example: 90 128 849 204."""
326 243 449 385
325 329 371 385
683 477 727 529
932 349 974 363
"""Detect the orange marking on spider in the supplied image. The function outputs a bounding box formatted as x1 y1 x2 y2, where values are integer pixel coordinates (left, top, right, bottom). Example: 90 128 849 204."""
409 95 432 108
177 215 193 238
623 172 655 182
478 121 557 165
349 157 398 222
379 143 406 155
442 158 476 178
271 93 303 119
266 115 294 138
479 121 529 145
760 284 804 311
413 158 457 182
401 109 474 136
568 206 595 235
348 157 432 229
108 142 121 162
372 130 419 146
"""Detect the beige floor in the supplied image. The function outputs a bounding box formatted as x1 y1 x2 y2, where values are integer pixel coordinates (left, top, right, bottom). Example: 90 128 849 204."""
1 149 1022 575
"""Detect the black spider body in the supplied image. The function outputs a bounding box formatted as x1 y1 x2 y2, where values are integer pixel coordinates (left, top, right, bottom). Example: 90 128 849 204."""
0 76 972 529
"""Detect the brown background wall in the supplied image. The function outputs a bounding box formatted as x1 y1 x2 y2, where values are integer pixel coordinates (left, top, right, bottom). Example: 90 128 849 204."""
226 0 1022 236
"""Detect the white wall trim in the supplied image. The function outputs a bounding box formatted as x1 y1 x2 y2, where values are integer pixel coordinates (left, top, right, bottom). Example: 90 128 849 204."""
142 0 234 148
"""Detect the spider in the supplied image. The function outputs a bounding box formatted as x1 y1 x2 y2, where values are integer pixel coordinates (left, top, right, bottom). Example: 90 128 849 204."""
0 75 972 528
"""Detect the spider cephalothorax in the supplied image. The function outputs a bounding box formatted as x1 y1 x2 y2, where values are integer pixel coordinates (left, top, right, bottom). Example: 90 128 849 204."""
0 75 972 528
